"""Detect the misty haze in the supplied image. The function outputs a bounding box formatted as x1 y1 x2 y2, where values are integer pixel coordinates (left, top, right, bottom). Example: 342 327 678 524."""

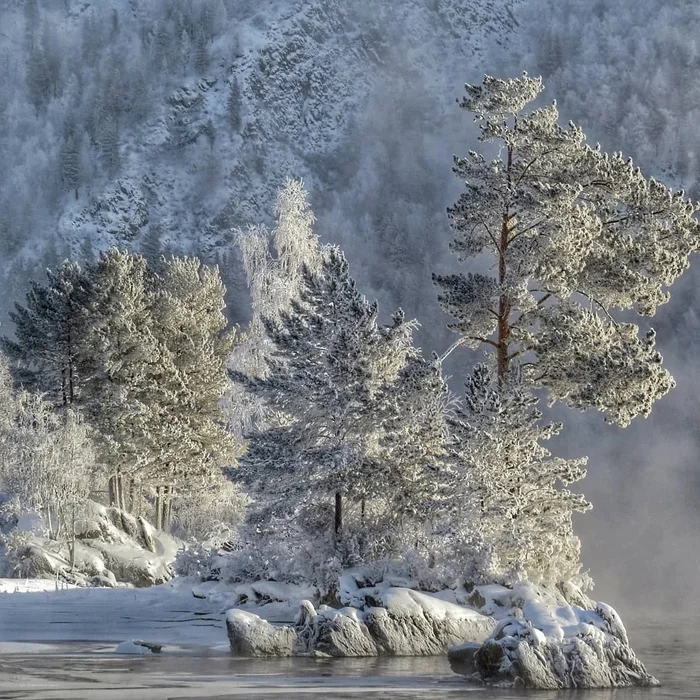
0 0 698 698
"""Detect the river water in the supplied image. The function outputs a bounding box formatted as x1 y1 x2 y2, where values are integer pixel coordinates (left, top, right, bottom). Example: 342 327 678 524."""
0 617 696 700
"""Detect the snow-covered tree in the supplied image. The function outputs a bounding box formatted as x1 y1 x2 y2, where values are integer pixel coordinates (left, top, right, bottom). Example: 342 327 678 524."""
434 74 700 586
78 249 164 487
375 353 452 547
59 124 81 200
97 112 121 177
148 256 239 487
0 355 95 545
171 471 247 546
448 364 590 585
435 74 700 425
2 261 89 407
227 179 321 434
232 246 416 566
226 76 242 132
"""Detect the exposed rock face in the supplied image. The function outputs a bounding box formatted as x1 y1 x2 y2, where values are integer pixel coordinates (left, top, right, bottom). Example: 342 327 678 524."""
450 582 658 689
226 587 495 657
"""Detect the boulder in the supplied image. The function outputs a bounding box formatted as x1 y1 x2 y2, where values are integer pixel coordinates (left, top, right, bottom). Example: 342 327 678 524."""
447 641 481 676
226 609 297 657
452 582 659 689
295 601 378 657
364 589 495 655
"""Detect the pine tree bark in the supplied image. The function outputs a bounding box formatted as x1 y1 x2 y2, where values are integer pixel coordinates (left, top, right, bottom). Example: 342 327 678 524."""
497 142 514 384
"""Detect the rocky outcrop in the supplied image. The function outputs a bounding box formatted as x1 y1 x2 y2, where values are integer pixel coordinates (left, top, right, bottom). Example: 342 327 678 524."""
227 609 298 657
449 582 658 689
226 586 496 657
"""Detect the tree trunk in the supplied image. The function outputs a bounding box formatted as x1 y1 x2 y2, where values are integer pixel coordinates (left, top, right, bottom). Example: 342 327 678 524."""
155 486 163 531
128 479 137 514
69 502 76 570
334 492 343 535
497 142 514 384
164 485 174 531
108 474 117 507
61 366 67 406
115 471 124 511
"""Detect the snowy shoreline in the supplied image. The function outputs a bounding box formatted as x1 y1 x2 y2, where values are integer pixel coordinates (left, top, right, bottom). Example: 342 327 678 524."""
0 576 658 689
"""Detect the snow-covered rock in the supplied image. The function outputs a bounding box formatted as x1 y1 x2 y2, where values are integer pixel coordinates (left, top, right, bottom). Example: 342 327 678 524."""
449 582 658 689
226 585 495 657
4 501 180 588
193 580 318 623
226 609 297 657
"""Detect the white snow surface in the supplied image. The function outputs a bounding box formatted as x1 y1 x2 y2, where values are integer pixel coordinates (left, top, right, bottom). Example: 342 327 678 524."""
193 579 317 622
4 501 181 588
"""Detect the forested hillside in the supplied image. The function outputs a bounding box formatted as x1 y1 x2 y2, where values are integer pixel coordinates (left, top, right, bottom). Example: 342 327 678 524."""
2 0 700 606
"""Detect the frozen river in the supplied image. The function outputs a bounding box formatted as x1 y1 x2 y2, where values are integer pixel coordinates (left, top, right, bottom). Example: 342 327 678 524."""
0 582 696 699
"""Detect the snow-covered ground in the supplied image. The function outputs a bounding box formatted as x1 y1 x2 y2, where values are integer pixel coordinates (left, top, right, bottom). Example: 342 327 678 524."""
0 579 228 649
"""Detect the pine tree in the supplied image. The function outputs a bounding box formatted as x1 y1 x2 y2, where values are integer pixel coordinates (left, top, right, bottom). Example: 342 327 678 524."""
78 249 164 485
60 123 81 199
26 43 50 112
140 223 163 267
148 256 239 487
375 353 452 550
448 364 590 585
193 31 209 74
227 77 242 132
232 246 415 564
98 112 121 177
434 74 700 586
2 261 89 407
435 74 700 424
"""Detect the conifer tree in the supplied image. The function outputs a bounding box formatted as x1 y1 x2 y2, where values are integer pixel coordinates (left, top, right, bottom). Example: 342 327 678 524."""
232 246 415 562
149 256 239 486
60 123 81 199
98 112 121 177
227 77 242 132
435 74 700 585
2 261 89 407
78 249 164 485
435 74 700 424
448 364 590 585
374 353 453 552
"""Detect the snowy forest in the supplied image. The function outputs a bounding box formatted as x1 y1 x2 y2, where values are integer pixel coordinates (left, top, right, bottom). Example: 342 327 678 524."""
0 0 699 691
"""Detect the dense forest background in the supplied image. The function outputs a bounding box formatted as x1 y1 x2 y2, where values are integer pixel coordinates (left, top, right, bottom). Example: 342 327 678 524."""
0 0 698 610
